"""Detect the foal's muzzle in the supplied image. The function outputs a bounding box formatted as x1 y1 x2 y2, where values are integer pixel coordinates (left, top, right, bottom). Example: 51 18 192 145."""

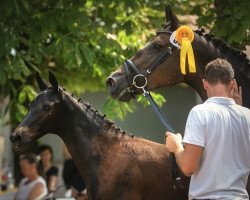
10 126 33 152
10 133 22 143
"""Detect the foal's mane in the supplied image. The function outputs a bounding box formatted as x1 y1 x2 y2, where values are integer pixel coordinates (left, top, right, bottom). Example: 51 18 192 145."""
63 88 134 138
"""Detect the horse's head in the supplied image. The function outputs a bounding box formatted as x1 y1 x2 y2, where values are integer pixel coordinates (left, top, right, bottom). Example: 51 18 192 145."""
107 5 184 102
10 71 62 151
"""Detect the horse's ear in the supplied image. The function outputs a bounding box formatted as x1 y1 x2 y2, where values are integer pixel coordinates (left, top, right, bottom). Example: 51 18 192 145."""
165 4 180 31
36 73 49 91
49 70 59 92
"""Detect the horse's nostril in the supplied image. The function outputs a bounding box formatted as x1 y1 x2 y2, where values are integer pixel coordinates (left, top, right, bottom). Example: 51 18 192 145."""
10 133 22 143
16 134 22 141
106 77 116 88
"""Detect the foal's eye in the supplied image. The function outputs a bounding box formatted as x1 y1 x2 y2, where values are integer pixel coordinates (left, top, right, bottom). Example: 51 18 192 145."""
43 104 53 111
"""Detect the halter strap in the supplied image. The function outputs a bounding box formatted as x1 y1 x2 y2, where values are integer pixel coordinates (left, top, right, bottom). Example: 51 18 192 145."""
156 30 172 35
125 60 141 75
125 29 175 77
147 46 174 73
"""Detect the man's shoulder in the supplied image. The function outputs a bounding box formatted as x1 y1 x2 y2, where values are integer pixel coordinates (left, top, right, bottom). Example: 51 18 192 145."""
235 105 250 117
188 103 219 121
237 105 250 111
191 103 212 113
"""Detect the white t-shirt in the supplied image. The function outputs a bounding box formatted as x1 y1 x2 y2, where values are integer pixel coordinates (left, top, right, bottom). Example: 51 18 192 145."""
183 97 250 200
15 176 48 200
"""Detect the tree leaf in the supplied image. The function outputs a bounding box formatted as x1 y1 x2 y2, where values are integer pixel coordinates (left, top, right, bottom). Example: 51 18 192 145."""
80 45 95 67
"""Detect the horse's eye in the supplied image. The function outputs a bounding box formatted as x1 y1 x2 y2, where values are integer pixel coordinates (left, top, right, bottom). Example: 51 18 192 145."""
43 104 53 111
152 43 162 49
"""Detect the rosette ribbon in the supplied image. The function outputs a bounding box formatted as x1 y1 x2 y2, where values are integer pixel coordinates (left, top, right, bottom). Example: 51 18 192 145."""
175 26 196 74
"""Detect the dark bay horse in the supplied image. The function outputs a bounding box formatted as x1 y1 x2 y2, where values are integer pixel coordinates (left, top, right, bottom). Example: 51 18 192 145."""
106 5 250 195
106 6 250 109
10 71 189 200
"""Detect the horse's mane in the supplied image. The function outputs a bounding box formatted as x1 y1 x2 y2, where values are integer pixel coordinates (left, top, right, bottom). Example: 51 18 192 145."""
162 23 250 73
194 28 250 70
63 89 134 138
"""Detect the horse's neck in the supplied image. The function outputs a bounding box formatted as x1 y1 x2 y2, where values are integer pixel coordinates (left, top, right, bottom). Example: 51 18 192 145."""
57 95 121 189
185 33 250 108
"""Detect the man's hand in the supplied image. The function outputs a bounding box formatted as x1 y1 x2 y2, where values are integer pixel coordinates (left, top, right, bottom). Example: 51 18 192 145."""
166 132 204 176
231 79 242 105
165 132 183 154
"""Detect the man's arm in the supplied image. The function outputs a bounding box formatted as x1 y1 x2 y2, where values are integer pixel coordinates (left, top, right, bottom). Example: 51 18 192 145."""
166 132 203 177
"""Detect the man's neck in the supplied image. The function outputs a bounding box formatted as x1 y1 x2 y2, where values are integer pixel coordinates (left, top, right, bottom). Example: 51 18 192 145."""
207 83 231 98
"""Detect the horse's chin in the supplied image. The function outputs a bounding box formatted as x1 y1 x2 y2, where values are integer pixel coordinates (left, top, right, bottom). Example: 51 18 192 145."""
117 91 133 102
116 87 146 102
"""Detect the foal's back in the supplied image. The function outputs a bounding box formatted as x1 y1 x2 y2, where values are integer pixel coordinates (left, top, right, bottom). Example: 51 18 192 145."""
92 134 189 200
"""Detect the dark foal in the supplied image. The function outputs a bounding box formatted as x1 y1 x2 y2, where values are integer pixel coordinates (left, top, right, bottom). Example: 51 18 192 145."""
107 5 250 195
10 72 189 200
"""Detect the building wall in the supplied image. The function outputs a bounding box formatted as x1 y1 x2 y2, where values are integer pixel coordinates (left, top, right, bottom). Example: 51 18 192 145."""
0 97 13 171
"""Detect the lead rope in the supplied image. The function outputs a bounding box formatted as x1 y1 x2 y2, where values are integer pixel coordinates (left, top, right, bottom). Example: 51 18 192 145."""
130 70 184 190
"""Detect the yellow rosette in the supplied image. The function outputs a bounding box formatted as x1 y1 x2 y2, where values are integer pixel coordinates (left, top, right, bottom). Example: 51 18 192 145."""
175 25 196 74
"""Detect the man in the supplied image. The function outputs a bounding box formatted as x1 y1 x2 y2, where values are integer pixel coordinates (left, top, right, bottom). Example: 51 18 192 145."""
166 58 250 200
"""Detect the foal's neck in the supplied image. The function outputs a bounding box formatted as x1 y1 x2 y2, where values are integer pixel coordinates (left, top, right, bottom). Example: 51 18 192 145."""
57 93 127 184
59 93 109 152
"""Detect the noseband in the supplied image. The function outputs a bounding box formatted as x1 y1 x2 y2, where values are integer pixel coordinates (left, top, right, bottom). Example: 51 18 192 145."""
124 30 175 95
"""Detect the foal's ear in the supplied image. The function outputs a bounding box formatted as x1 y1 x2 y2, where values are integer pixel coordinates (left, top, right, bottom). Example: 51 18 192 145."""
49 70 59 92
36 73 49 91
165 4 180 31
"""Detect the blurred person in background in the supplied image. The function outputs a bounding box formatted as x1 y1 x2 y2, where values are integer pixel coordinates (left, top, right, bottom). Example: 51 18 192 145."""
15 153 47 200
38 145 58 193
62 144 87 200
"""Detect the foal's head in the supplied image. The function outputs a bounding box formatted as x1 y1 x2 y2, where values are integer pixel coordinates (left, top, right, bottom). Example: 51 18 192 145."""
10 72 63 151
107 5 183 102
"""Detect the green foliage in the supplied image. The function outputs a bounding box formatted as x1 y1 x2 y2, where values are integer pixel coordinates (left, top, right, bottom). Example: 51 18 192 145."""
8 85 37 126
180 0 250 47
137 92 166 107
0 0 249 125
103 97 136 120
0 0 169 123
211 0 250 46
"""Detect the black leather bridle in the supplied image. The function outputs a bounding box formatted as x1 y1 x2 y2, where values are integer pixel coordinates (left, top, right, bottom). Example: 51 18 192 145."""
123 30 185 189
123 30 176 97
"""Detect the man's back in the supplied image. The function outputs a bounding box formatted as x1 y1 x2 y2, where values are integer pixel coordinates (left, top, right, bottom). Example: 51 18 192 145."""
183 97 250 200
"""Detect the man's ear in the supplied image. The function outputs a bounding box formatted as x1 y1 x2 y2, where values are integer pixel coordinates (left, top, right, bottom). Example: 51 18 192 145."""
229 79 236 91
202 79 208 90
231 79 236 87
